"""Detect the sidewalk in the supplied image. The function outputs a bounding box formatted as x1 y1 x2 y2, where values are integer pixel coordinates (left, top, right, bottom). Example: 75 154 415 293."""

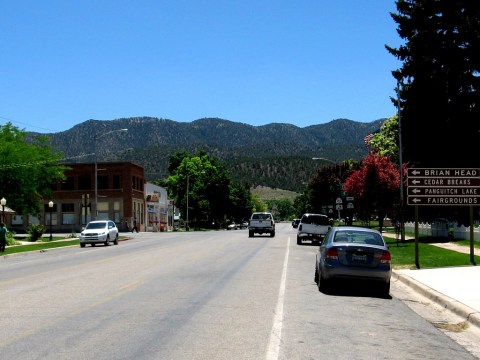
393 240 480 329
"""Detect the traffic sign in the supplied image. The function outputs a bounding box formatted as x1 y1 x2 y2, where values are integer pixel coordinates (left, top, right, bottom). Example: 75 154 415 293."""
407 168 479 177
336 197 343 204
347 202 354 209
407 167 480 206
407 177 480 187
335 204 343 210
407 196 480 206
408 187 479 196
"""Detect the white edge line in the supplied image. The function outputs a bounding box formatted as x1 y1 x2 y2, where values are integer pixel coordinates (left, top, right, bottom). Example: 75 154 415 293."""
266 235 290 360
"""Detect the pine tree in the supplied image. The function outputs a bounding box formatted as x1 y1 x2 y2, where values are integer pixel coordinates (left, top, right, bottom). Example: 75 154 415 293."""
387 0 480 167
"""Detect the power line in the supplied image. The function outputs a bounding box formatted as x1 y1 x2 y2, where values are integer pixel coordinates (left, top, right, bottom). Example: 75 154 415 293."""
0 153 94 170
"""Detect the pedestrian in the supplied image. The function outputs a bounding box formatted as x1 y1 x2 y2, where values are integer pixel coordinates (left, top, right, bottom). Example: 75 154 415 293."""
132 219 138 233
0 222 8 252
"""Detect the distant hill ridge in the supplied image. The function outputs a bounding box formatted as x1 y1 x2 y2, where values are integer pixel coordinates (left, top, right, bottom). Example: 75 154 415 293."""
43 117 385 192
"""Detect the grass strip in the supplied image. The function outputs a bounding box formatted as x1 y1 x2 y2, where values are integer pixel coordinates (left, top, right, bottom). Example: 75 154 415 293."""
3 240 80 255
384 235 480 269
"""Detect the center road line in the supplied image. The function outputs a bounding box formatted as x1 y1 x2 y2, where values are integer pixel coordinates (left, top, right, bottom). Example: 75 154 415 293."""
266 236 290 360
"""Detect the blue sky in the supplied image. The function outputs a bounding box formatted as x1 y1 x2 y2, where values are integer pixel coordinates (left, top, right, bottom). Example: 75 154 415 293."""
1 1 402 134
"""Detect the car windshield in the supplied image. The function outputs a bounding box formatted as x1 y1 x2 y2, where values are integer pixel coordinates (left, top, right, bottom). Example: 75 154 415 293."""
301 215 329 225
252 214 271 220
85 222 107 230
333 231 384 246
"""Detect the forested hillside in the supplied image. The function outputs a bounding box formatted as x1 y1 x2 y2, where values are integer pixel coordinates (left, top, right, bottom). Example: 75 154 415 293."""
38 117 384 192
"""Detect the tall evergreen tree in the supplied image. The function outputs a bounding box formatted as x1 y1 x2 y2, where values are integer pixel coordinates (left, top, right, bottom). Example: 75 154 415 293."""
387 0 480 168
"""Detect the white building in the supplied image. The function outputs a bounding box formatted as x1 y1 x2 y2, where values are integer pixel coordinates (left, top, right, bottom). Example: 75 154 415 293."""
145 183 172 232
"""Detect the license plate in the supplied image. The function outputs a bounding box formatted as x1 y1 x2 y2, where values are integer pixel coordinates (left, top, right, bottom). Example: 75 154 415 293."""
352 254 367 263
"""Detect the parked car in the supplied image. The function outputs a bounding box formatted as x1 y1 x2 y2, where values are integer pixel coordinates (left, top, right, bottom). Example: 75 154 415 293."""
297 213 331 245
314 226 392 296
79 220 119 247
240 221 249 229
227 223 238 230
292 218 300 228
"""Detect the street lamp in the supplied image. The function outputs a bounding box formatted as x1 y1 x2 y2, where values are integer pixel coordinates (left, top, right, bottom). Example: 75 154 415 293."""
48 200 54 241
94 128 128 220
1 197 6 223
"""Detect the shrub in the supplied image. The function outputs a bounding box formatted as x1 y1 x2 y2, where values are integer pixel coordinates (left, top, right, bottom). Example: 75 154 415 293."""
6 230 17 246
27 224 45 242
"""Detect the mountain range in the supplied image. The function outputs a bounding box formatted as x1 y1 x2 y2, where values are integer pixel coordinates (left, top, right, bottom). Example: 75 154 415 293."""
42 117 385 192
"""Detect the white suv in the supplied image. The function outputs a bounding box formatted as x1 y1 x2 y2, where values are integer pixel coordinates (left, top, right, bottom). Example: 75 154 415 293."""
297 213 331 245
80 220 119 247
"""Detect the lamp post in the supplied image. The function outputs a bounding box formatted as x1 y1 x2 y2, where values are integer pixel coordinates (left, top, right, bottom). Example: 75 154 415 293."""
1 197 6 223
48 200 54 241
94 128 128 220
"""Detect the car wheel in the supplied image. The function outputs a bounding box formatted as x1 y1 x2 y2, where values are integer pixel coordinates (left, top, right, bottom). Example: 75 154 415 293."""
381 281 390 297
318 272 331 293
249 231 254 237
105 235 110 246
270 231 275 237
114 234 118 245
314 264 319 284
297 236 301 245
80 243 85 248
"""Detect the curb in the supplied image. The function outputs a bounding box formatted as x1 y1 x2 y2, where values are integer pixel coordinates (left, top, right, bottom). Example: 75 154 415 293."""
392 270 480 330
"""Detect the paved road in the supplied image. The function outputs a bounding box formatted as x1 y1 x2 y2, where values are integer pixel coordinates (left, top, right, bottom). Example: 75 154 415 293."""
0 224 478 359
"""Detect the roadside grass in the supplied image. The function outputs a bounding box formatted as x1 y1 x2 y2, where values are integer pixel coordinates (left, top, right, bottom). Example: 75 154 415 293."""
3 240 80 255
383 234 480 269
3 235 128 255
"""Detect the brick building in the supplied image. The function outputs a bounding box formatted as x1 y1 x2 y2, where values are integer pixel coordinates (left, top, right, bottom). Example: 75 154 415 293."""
10 162 146 233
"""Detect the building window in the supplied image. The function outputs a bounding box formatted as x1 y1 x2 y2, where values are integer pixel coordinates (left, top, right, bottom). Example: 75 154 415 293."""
78 176 91 190
98 175 108 190
62 203 74 212
113 175 121 189
61 176 74 190
61 203 75 225
63 213 75 225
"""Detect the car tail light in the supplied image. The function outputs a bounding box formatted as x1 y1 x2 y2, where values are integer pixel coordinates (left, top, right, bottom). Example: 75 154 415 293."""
325 248 338 260
380 251 391 264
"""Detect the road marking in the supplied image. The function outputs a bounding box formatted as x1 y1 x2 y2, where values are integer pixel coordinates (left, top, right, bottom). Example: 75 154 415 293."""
266 236 290 360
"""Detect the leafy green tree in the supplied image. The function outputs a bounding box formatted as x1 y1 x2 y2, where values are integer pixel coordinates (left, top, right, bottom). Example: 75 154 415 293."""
228 182 253 223
251 194 267 213
167 150 253 228
367 115 400 163
387 0 480 168
266 198 295 221
0 123 67 215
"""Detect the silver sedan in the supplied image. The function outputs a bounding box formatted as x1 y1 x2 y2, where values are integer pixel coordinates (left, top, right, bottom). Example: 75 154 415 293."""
315 226 392 296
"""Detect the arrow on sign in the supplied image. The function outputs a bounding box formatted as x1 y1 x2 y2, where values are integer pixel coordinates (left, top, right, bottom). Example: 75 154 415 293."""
410 179 421 185
411 170 421 176
410 198 422 204
411 188 421 194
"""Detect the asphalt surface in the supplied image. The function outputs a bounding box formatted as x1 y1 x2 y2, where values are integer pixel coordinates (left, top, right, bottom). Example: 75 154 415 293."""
6 231 480 332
